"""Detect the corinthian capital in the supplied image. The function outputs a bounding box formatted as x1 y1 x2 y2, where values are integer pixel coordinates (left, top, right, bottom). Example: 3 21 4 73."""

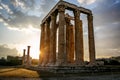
74 9 80 18
58 5 65 12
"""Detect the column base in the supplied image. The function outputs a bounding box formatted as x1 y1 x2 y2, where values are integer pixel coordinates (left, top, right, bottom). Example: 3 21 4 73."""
88 61 97 66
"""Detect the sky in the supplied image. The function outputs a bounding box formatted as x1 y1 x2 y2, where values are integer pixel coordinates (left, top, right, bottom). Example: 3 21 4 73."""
0 0 120 60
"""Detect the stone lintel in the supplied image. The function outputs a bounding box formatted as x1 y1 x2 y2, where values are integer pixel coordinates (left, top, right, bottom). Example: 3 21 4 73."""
41 1 91 24
61 1 91 14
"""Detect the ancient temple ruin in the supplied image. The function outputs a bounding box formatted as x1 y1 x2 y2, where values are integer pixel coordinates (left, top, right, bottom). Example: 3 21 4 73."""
39 0 96 67
22 46 31 66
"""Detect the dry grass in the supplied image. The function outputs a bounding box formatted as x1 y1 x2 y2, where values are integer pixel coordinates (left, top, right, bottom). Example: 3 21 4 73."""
0 67 39 78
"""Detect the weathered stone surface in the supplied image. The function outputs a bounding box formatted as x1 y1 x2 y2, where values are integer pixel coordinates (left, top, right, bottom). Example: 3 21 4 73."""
44 20 50 66
87 14 96 65
74 10 84 65
57 5 67 66
49 13 57 65
27 46 31 66
79 20 84 65
69 25 75 63
65 16 74 63
39 0 96 67
39 24 45 66
65 16 71 63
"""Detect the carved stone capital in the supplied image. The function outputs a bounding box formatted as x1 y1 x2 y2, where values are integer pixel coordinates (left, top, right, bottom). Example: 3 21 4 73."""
58 5 65 12
74 9 80 18
51 15 56 20
65 17 70 23
87 14 93 21
45 19 50 25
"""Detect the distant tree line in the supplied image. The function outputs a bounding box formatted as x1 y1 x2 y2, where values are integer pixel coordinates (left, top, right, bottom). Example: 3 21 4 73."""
0 56 22 66
96 56 120 65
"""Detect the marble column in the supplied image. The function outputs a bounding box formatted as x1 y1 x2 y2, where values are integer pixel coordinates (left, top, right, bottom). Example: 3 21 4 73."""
44 20 50 65
57 5 66 66
65 17 74 63
79 20 84 64
74 10 84 65
87 14 96 65
27 46 31 66
49 13 57 65
65 16 70 63
69 25 75 63
39 23 45 66
22 49 26 65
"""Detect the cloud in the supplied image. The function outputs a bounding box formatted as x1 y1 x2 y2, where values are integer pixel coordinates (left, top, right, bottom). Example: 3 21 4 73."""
40 0 57 12
0 0 120 59
77 0 96 5
0 0 57 31
92 0 120 49
93 0 120 27
10 0 35 11
0 44 18 58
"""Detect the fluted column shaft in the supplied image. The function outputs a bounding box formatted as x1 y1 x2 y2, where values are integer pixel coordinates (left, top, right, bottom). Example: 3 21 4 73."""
44 20 50 65
87 14 96 64
69 25 75 63
79 20 84 64
65 17 70 63
57 5 66 65
49 13 57 65
74 10 84 65
39 24 45 65
65 17 74 63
